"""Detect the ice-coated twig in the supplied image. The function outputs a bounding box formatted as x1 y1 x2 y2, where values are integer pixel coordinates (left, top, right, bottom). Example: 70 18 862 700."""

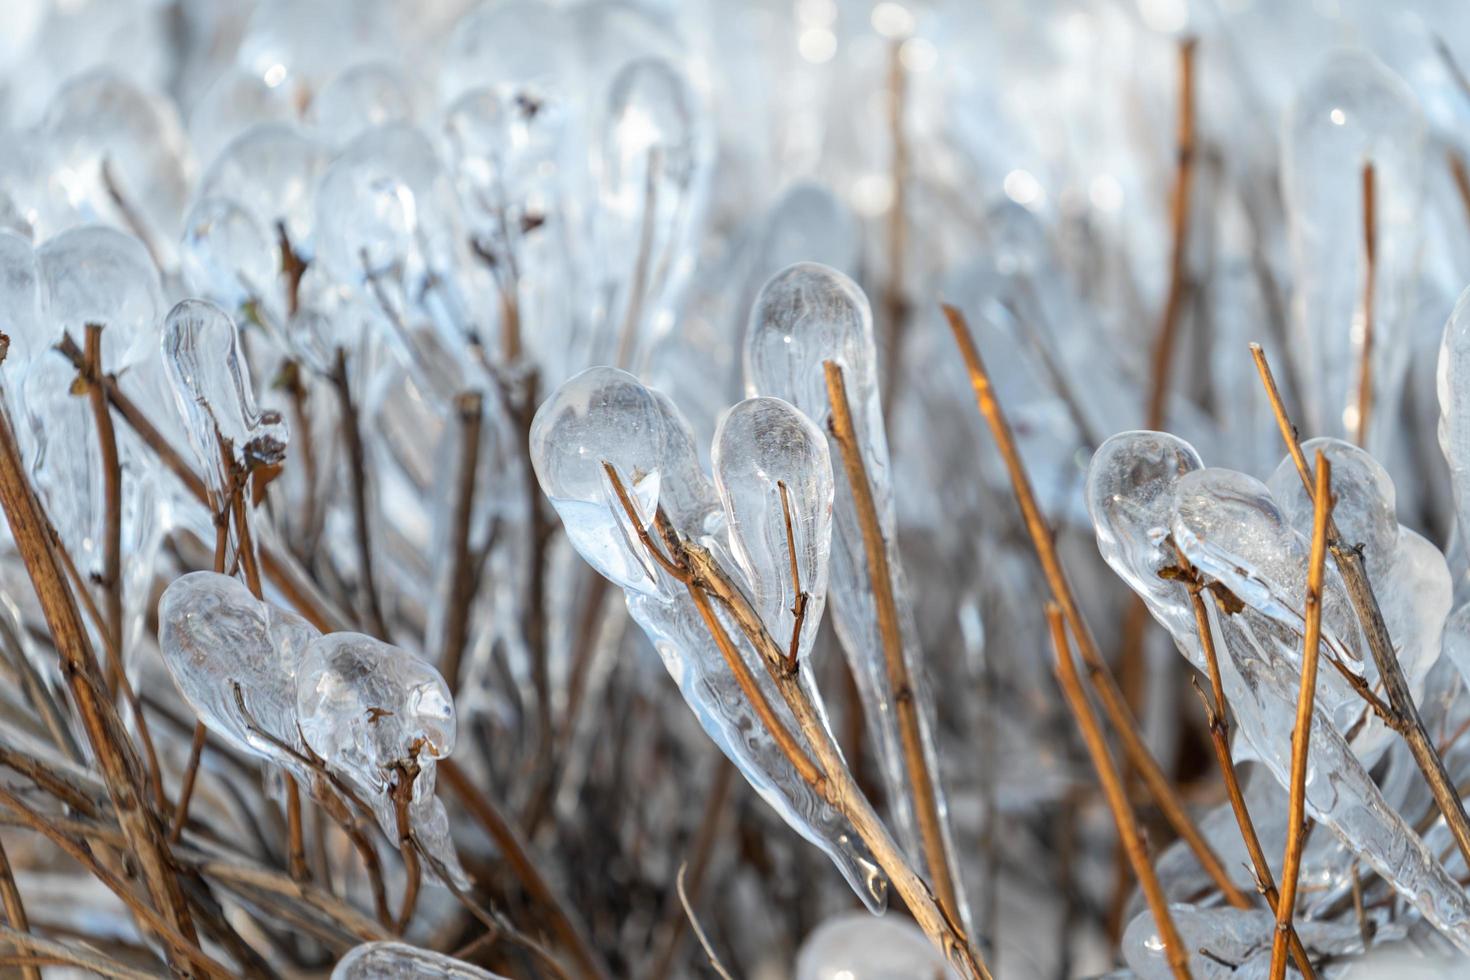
1046 605 1190 980
942 303 1251 910
1271 453 1332 979
1251 342 1470 873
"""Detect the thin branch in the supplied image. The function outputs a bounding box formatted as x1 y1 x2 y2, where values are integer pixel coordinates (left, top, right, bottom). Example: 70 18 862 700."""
0 924 154 980
942 304 1252 910
0 837 39 980
439 758 611 980
1250 343 1470 873
1270 453 1332 979
775 480 808 676
330 347 390 639
441 392 484 694
82 324 125 703
1176 550 1315 978
0 389 202 971
390 761 422 934
169 722 208 843
649 758 735 980
1146 37 1199 430
823 359 963 927
676 862 734 980
1046 605 1190 980
1354 164 1376 447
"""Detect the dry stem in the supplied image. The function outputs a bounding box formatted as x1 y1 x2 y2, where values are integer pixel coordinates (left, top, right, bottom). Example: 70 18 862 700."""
776 480 809 675
1145 37 1198 431
1250 343 1470 872
942 303 1251 909
82 324 125 703
440 392 484 693
1355 165 1376 447
823 359 962 928
1047 605 1190 980
331 347 390 638
1270 453 1332 979
0 837 39 980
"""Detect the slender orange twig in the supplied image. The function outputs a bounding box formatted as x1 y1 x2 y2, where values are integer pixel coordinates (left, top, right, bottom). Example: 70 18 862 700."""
1271 453 1332 978
1047 606 1190 980
1354 164 1376 447
1250 344 1470 872
824 360 962 926
775 480 808 675
943 304 1251 910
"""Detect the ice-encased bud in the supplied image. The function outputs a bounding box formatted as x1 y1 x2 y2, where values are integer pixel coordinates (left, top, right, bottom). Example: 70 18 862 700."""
41 69 193 268
200 122 327 261
1283 49 1424 442
530 366 711 596
162 299 288 499
746 263 881 442
713 396 833 662
314 123 462 286
296 632 455 783
310 62 414 149
37 224 161 370
1086 430 1204 663
332 941 508 979
795 912 956 980
158 571 319 762
1267 437 1396 576
180 196 276 315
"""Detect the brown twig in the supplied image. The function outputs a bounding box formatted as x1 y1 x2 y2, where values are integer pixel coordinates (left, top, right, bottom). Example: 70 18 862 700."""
1270 453 1332 978
0 389 202 972
823 360 962 927
1250 343 1470 873
82 324 126 705
1047 605 1190 980
1354 164 1376 447
169 722 209 843
675 862 734 980
943 304 1251 910
441 392 483 694
439 758 611 980
390 760 422 934
1176 552 1316 978
881 37 910 416
649 758 735 980
1146 37 1198 431
0 837 39 980
331 347 390 639
775 480 809 675
0 924 154 980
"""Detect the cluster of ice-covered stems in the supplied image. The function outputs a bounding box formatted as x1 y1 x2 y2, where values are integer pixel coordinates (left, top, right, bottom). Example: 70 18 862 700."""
531 261 988 977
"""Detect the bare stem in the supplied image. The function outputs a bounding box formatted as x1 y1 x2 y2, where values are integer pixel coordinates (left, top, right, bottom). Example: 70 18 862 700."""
823 359 963 928
943 304 1252 910
1270 453 1332 979
1145 37 1198 431
0 837 39 980
1250 343 1470 873
439 759 611 980
440 392 483 693
82 324 125 703
331 347 390 639
1354 164 1376 447
1047 605 1190 980
775 480 809 675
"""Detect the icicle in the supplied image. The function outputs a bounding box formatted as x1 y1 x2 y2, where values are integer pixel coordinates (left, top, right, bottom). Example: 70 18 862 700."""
795 911 955 980
332 941 508 979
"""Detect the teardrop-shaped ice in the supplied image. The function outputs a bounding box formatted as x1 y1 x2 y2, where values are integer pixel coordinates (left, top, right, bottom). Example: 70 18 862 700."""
597 56 709 364
438 0 570 104
179 196 276 317
310 62 414 150
295 631 467 888
1086 430 1205 666
295 632 455 786
795 911 955 980
713 397 833 663
530 366 699 596
162 299 288 500
1267 438 1396 577
754 184 861 284
1171 467 1365 673
200 122 327 261
1283 49 1425 444
37 224 161 371
744 261 958 921
332 941 508 979
157 571 319 764
41 69 193 270
1122 906 1361 980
